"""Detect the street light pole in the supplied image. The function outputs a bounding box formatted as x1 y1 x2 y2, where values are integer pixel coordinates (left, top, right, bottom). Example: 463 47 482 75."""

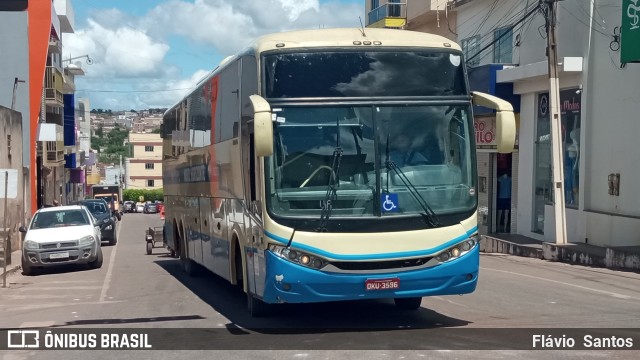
543 0 567 245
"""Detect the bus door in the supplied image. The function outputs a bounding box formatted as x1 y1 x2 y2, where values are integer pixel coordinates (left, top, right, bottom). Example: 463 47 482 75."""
187 197 203 265
199 197 215 274
244 132 266 297
212 198 230 280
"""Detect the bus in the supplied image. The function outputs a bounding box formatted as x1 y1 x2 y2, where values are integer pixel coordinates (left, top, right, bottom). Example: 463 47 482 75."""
161 28 515 316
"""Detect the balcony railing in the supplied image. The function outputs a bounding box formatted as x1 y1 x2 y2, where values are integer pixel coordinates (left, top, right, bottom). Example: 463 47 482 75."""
367 2 407 28
48 39 62 54
45 66 64 107
39 123 65 166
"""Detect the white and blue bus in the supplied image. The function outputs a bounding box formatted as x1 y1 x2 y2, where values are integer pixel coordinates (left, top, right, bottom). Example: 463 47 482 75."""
162 28 515 316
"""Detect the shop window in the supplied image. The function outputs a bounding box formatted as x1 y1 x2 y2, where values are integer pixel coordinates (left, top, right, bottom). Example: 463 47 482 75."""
533 89 581 233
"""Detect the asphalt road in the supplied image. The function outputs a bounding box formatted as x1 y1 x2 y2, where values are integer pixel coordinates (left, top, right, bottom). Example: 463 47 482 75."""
1 213 639 359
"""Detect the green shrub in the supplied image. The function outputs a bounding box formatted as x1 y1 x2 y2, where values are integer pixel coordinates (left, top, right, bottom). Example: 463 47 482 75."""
123 188 164 202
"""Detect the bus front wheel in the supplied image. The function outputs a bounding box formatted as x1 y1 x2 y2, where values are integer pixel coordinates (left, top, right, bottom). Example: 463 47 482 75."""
394 297 422 310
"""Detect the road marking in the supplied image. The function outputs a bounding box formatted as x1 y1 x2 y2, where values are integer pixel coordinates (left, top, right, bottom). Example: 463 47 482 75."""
481 266 634 300
19 321 56 328
433 296 470 308
16 287 102 291
99 220 121 303
4 295 74 299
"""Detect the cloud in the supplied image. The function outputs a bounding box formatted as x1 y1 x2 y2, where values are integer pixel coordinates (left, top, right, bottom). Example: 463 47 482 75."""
67 0 364 110
142 0 362 54
64 19 169 78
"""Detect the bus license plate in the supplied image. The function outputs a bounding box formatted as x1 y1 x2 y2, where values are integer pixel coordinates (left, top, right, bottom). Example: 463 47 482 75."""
49 252 69 259
365 278 400 291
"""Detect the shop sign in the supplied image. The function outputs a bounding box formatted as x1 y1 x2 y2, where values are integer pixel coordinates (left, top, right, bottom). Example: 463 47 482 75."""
621 0 640 63
474 117 496 146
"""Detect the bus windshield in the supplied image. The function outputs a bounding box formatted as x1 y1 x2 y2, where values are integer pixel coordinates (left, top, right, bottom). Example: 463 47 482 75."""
267 105 476 219
264 50 466 98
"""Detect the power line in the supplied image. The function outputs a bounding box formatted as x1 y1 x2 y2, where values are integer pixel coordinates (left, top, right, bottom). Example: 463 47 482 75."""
469 0 500 39
466 3 535 56
560 2 610 37
467 10 538 67
466 3 541 64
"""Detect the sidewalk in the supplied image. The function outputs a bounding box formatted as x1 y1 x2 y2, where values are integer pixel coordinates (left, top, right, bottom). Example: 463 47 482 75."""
0 250 22 281
481 233 640 272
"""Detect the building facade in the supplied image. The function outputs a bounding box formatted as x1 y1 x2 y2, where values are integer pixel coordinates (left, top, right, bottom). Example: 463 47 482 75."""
0 0 84 214
0 106 26 254
126 133 163 190
369 0 640 248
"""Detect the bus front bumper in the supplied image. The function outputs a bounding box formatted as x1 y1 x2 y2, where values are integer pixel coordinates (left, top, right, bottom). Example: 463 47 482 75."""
261 246 479 304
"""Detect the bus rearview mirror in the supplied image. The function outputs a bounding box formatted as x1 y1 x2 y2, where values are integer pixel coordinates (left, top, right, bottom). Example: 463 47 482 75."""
249 95 274 157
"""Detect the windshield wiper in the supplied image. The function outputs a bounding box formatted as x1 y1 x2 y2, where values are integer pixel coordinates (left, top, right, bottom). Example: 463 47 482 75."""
317 118 343 232
385 136 441 228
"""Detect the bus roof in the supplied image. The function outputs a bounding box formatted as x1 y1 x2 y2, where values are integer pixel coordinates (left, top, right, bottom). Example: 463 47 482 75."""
250 28 461 53
164 28 462 115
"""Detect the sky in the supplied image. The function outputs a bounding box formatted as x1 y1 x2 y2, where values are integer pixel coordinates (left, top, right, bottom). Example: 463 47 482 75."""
64 0 365 111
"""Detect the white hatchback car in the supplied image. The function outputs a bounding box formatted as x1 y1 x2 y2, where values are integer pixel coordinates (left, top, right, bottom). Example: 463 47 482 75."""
19 205 104 275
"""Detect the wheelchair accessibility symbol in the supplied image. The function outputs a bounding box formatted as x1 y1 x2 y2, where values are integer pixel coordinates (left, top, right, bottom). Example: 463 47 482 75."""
381 193 399 213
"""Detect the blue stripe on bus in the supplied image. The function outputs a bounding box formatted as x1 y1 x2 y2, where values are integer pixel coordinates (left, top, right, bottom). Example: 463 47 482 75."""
263 226 478 261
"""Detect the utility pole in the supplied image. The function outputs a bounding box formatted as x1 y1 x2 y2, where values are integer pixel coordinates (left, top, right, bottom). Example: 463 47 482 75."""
11 77 25 110
542 0 567 245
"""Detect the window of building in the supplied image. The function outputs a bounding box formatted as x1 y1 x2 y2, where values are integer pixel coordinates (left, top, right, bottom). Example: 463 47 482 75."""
371 0 379 10
533 88 581 233
493 27 513 63
461 35 480 66
147 180 155 187
145 145 154 152
145 163 154 170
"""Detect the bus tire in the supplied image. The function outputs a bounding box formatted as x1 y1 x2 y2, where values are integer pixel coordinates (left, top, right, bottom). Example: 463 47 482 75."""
247 292 270 317
179 237 198 277
394 297 422 310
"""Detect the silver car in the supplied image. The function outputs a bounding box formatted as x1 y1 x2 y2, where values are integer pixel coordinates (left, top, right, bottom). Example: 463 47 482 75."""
19 205 104 275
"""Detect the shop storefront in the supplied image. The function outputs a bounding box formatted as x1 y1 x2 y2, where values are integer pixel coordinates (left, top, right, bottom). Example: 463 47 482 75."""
533 88 581 234
476 115 519 235
467 64 521 235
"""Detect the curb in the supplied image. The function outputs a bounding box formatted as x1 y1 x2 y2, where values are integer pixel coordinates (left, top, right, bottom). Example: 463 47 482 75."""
481 235 640 272
480 235 543 259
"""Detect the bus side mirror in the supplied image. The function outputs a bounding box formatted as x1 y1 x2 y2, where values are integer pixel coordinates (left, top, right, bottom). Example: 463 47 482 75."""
249 95 273 157
472 91 516 153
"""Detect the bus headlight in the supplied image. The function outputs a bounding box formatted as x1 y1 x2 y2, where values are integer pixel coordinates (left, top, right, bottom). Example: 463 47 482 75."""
269 244 326 270
435 235 478 263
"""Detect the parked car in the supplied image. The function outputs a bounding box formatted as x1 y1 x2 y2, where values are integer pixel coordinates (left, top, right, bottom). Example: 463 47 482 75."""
135 202 145 213
77 199 117 246
144 202 157 214
19 205 103 275
123 201 135 213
